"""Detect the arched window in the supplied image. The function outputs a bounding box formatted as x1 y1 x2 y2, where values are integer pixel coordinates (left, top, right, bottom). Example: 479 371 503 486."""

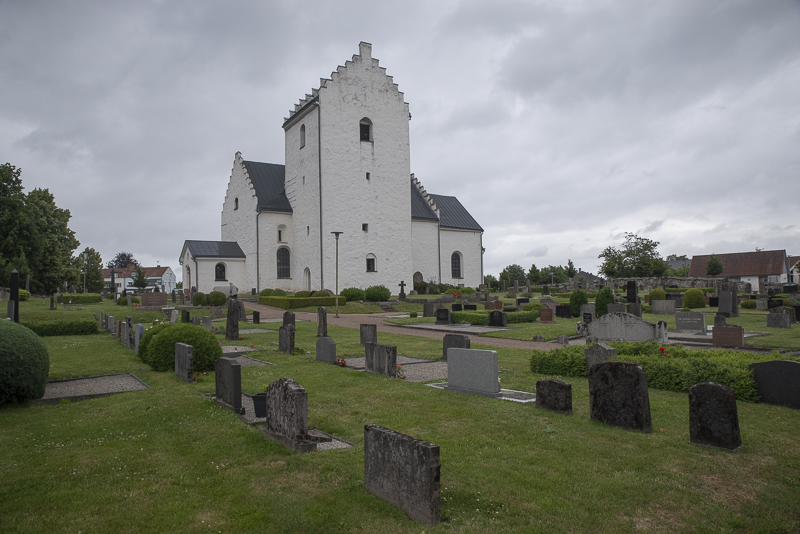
300 124 306 148
277 248 291 278
360 118 372 142
185 267 191 287
366 253 377 272
234 198 238 210
451 252 462 279
304 268 311 291
215 263 226 281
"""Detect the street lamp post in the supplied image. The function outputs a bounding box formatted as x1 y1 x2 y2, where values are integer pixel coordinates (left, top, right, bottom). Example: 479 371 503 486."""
331 231 343 318
82 252 88 293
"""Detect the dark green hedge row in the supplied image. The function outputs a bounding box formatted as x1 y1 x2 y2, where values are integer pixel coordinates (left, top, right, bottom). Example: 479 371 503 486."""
21 319 99 337
527 341 788 402
56 293 102 304
258 296 345 309
451 310 538 325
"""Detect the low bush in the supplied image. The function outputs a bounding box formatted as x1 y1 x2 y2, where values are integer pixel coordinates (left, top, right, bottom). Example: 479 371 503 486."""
18 289 30 301
528 341 783 402
684 288 706 309
137 323 173 365
569 289 588 317
191 292 207 306
452 310 537 325
116 295 141 306
341 287 366 302
740 299 757 309
410 312 418 318
461 287 476 294
648 288 666 302
272 289 287 297
783 298 795 307
21 319 98 336
0 321 49 404
258 296 345 310
145 323 223 372
260 289 274 297
207 291 227 306
365 285 391 302
294 291 311 298
594 287 615 317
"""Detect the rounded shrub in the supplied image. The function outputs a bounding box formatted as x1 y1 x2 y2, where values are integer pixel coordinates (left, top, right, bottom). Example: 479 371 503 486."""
461 287 476 294
272 289 287 297
648 288 667 303
684 288 706 309
740 299 757 310
569 289 589 317
410 311 418 318
116 295 140 306
207 291 227 306
365 285 391 302
18 289 30 301
783 299 795 307
294 291 311 298
145 323 223 372
259 288 274 297
594 286 615 317
137 323 173 364
0 321 49 404
192 292 207 306
341 287 366 302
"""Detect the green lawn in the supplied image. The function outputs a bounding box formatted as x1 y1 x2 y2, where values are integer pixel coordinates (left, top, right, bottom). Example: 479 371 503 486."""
1 301 799 532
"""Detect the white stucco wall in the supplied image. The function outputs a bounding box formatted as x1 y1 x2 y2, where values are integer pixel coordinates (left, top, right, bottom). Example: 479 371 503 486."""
411 219 440 284
221 152 259 292
257 212 295 291
439 229 483 288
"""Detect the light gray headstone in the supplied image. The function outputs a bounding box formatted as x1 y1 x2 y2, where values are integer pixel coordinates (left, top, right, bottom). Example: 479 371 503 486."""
174 343 194 382
675 311 705 334
365 343 397 377
756 300 768 310
202 316 213 332
584 342 617 372
766 313 791 329
628 303 642 318
315 337 336 364
580 303 596 322
317 306 327 337
652 300 676 315
588 313 668 343
607 303 626 314
170 310 179 323
360 323 377 345
192 316 200 326
445 348 500 397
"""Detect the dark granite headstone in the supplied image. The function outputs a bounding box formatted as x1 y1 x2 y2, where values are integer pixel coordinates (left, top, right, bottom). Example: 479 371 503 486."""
542 285 549 295
628 303 642 318
488 310 507 327
365 343 397 377
315 336 336 364
582 312 593 324
712 324 743 348
717 291 734 318
214 357 243 413
588 361 652 433
451 303 463 312
283 311 295 328
627 281 638 305
536 379 572 414
317 306 327 336
181 309 190 323
279 324 295 354
675 312 705 334
398 280 406 299
364 425 440 525
516 297 530 307
771 306 796 324
225 297 239 340
423 302 434 317
555 305 572 319
689 382 741 450
360 323 377 345
748 360 800 409
539 307 554 324
464 304 477 311
9 270 19 322
442 334 470 361
252 310 260 324
766 313 791 329
708 296 719 307
435 308 451 325
174 343 194 382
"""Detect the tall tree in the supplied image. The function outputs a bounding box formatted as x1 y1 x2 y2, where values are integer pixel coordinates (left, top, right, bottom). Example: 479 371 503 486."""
598 232 668 278
499 264 527 286
564 259 577 278
527 264 541 285
540 265 569 284
107 251 138 269
26 188 80 292
0 163 36 286
132 266 148 292
706 255 724 277
74 247 105 293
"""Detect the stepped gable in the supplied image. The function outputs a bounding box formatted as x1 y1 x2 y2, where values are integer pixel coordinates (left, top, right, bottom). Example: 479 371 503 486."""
224 152 292 214
284 42 407 125
410 174 439 221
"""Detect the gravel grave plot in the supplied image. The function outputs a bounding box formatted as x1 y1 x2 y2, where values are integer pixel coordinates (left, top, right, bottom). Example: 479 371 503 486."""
238 328 278 334
220 345 258 353
34 373 150 404
342 355 447 382
426 383 535 403
396 323 511 334
227 354 274 367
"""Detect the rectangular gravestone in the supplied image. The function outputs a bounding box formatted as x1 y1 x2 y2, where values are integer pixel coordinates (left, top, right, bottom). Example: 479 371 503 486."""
174 343 193 382
279 324 295 354
539 307 554 324
445 348 500 398
717 291 734 317
215 357 243 413
628 303 642 318
748 360 800 409
180 292 185 305
708 296 719 307
126 317 134 349
192 316 200 326
589 361 652 433
364 424 440 525
442 334 470 361
580 303 595 322
226 298 239 340
141 293 167 307
126 295 132 306
282 310 295 327
262 378 328 453
712 324 744 348
106 315 114 334
202 316 213 332
584 342 617 372
366 343 397 377
452 303 463 312
607 303 626 314
675 312 705 334
99 311 104 328
771 306 796 324
766 313 791 329
494 300 503 310
689 382 742 450
315 337 336 364
666 293 684 308
719 280 739 316
536 379 572 415
652 300 675 314
555 305 572 319
252 310 260 324
463 304 476 311
516 297 530 307
435 308 451 325
714 313 727 326
756 300 768 310
423 302 434 317
500 281 506 292
488 310 507 327
134 324 144 355
588 313 668 343
317 306 327 336
120 321 128 348
627 281 638 304
238 301 246 321
360 323 377 345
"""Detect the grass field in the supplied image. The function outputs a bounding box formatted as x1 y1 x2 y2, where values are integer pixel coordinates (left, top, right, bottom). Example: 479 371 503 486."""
2 300 799 533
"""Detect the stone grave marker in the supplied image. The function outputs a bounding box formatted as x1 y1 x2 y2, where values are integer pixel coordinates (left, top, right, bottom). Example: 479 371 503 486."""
607 303 626 314
555 305 572 319
398 280 406 299
202 316 213 332
7 299 15 320
717 291 734 317
584 342 617 372
238 301 247 320
181 309 190 323
364 424 440 525
435 308 451 325
225 298 239 340
9 270 19 322
628 303 642 318
514 280 519 293
712 324 743 348
366 343 397 377
174 343 194 382
652 300 676 315
106 315 114 334
719 279 739 316
532 335 544 342
283 311 295 328
500 280 506 292
689 382 742 450
557 335 569 345
589 361 652 433
536 379 572 414
666 293 684 308
135 324 144 355
464 304 477 311
192 316 200 326
771 306 796 324
539 307 554 324
516 297 530 307
627 281 638 304
315 337 336 364
766 313 791 329
360 324 377 345
50 294 55 310
748 360 800 408
542 285 549 295
423 302 434 317
756 300 768 310
580 303 595 322
317 306 327 337
120 321 128 348
252 310 260 324
279 324 295 354
179 292 185 305
262 378 330 453
126 295 132 306
172 291 176 303
214 357 243 414
442 334 470 361
141 293 167 307
488 310 507 327
675 312 705 334
126 317 134 349
452 303 463 312
494 300 503 310
444 348 500 398
588 313 668 343
714 313 727 326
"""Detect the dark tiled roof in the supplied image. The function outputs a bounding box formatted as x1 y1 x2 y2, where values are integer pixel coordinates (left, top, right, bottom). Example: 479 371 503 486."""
102 266 169 278
688 250 787 277
787 256 800 271
184 241 246 259
243 161 293 213
410 183 439 221
429 194 483 231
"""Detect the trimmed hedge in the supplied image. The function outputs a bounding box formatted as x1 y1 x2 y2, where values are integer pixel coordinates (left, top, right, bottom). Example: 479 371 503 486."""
451 310 537 325
21 319 98 337
272 289 287 297
258 296 345 309
192 292 207 306
365 285 391 302
259 289 274 297
341 287 366 302
648 288 666 302
294 291 311 298
144 323 223 372
740 299 757 309
116 295 141 306
60 293 102 304
207 291 227 306
0 320 49 404
527 341 787 402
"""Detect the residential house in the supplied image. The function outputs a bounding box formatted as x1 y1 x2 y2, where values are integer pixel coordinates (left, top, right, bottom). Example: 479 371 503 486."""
688 250 788 293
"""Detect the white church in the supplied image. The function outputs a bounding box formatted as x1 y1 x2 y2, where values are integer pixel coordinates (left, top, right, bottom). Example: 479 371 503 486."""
180 42 484 295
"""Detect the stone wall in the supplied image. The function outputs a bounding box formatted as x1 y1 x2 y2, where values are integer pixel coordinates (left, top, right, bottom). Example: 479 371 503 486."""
608 276 751 293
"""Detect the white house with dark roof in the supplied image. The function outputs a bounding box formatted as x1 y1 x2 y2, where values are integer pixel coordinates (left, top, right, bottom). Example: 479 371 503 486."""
181 42 483 295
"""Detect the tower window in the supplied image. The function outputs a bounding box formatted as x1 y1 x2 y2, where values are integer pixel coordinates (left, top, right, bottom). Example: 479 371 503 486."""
366 172 370 180
362 223 368 232
277 248 291 278
300 124 306 148
366 253 377 272
451 252 462 279
360 118 373 142
234 198 238 210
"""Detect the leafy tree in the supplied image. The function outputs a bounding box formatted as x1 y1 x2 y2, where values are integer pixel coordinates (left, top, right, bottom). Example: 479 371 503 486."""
132 266 148 292
706 255 724 277
0 164 36 286
499 264 527 287
483 274 498 290
527 264 541 285
564 259 577 278
569 289 588 317
595 286 615 316
598 232 668 278
107 252 138 269
540 265 569 285
666 254 688 261
73 248 105 292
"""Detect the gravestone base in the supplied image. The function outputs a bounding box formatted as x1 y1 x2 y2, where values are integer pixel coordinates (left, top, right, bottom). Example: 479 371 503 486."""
261 428 332 454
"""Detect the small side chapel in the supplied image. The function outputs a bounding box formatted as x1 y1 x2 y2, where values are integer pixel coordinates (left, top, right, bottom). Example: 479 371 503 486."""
180 42 483 295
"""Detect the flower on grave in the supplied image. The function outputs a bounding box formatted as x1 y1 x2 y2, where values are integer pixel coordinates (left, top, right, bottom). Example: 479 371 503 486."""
192 376 197 382
204 371 208 376
239 337 243 341
658 346 667 357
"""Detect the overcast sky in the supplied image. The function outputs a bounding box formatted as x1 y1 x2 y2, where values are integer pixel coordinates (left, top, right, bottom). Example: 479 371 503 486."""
2 0 799 283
